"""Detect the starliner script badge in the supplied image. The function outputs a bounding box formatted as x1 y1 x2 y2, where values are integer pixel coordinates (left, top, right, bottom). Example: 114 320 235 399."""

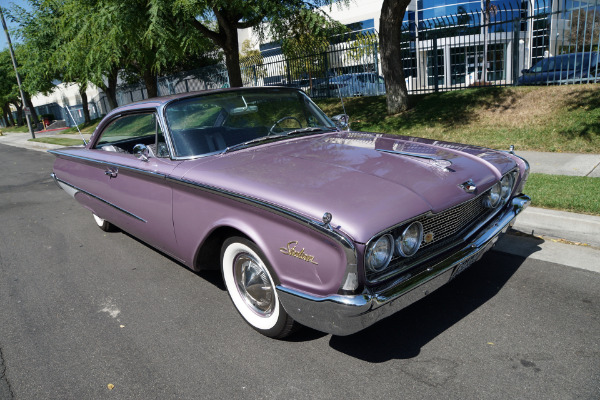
280 241 319 265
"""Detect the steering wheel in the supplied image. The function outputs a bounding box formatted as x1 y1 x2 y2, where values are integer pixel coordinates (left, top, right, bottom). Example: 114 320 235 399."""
268 116 302 135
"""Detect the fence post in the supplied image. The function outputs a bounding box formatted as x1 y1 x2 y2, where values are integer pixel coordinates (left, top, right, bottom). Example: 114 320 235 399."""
433 38 440 92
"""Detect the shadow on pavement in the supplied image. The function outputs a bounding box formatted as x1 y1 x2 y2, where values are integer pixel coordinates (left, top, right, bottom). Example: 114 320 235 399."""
328 247 539 362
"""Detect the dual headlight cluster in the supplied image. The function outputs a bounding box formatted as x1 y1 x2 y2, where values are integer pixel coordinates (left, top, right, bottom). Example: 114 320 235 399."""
365 170 518 274
365 221 424 273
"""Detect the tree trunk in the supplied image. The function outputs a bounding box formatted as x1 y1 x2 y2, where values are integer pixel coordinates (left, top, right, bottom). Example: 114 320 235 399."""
3 104 15 126
12 102 23 126
98 68 119 110
142 70 158 98
79 84 91 124
224 31 243 88
379 0 411 114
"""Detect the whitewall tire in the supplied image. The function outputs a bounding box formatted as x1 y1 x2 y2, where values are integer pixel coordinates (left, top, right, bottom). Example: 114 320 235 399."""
221 237 297 338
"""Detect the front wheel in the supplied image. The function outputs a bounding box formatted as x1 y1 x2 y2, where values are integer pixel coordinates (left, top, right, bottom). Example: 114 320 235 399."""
221 237 298 338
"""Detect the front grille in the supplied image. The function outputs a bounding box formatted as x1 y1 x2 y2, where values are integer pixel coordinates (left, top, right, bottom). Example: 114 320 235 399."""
366 189 497 283
419 192 488 249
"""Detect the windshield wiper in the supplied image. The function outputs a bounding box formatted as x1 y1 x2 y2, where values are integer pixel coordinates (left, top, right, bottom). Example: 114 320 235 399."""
284 127 331 136
223 127 333 154
223 136 276 154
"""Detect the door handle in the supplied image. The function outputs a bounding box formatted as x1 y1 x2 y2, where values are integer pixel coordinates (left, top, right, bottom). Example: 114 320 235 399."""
104 167 118 178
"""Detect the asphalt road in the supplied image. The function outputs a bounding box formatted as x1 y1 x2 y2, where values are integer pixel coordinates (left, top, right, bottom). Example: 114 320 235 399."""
1 143 599 400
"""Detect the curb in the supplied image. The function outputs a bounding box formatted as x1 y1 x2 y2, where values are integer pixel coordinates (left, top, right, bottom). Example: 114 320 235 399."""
511 207 600 247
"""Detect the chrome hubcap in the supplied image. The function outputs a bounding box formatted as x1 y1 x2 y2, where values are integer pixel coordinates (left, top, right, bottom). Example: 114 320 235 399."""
233 253 274 316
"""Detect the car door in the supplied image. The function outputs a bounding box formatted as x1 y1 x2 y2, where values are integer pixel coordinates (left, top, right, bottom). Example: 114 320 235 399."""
87 111 180 256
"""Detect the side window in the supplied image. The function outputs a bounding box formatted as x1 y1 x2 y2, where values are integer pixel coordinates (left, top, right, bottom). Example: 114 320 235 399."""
95 113 158 154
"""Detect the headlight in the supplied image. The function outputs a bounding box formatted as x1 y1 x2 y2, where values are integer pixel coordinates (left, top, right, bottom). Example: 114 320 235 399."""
482 182 502 208
395 221 423 257
500 173 515 202
365 234 394 272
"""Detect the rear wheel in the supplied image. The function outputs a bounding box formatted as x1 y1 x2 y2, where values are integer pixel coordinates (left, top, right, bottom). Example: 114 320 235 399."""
221 237 297 338
92 213 115 232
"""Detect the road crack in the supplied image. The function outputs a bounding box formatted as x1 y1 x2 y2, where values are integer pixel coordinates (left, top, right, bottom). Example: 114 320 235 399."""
0 345 15 399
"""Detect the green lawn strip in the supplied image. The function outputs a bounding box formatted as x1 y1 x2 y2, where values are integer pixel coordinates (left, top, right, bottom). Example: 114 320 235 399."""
59 118 102 134
28 137 85 146
315 85 600 154
525 173 600 216
2 125 31 133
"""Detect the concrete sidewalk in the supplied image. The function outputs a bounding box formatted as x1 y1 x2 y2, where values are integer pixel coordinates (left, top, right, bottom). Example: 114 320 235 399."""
518 150 600 178
1 129 599 251
0 130 91 152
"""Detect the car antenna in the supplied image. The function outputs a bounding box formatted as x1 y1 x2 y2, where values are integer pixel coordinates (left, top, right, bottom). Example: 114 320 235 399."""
65 106 87 146
333 71 347 117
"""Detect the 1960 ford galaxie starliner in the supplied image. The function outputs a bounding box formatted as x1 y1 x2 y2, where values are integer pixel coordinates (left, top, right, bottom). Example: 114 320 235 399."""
50 87 530 338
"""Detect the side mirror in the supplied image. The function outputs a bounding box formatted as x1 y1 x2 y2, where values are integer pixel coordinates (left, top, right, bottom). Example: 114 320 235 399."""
521 69 529 74
331 114 350 131
133 143 150 162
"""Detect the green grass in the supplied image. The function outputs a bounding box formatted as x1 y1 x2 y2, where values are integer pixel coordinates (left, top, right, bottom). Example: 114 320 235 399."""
525 173 600 215
59 118 102 134
315 85 600 153
3 125 32 133
28 137 86 146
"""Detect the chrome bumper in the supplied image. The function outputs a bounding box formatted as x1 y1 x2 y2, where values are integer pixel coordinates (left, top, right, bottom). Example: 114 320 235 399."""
277 195 531 336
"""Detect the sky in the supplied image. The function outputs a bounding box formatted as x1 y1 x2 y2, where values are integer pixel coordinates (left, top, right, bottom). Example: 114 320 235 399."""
0 0 30 51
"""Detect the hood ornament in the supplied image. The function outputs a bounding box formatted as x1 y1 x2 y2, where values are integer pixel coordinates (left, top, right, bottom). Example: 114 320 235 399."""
460 179 477 193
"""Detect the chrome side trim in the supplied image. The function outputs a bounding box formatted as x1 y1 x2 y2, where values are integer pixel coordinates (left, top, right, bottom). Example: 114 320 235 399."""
277 195 530 336
51 173 147 223
167 176 359 293
48 150 167 180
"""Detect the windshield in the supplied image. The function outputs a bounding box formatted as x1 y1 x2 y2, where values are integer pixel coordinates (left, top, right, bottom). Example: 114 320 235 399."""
165 88 336 158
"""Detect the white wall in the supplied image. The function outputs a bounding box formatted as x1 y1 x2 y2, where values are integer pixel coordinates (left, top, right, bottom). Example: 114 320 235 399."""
30 83 102 108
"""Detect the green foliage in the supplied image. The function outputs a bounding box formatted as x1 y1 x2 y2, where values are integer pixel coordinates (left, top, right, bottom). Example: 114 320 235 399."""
239 39 267 83
345 32 379 73
154 0 348 86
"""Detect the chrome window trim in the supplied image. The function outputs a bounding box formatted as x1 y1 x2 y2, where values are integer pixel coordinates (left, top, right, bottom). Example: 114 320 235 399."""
50 173 147 223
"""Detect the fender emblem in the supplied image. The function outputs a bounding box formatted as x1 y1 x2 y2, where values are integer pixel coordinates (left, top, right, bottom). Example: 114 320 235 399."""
280 241 318 265
460 179 477 193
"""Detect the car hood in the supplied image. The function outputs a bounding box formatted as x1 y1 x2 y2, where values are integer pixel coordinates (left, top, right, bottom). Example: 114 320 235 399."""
178 131 518 243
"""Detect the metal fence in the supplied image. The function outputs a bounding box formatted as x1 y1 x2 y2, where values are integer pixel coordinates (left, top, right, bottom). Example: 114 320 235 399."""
37 0 599 124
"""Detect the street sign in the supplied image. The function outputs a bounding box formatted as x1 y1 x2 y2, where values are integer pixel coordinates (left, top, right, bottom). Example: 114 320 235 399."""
24 106 31 116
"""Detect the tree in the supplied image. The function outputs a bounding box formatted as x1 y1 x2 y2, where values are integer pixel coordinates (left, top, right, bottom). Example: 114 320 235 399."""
346 32 379 74
379 0 411 114
279 9 345 93
156 0 346 88
0 50 20 126
568 9 600 52
239 39 267 85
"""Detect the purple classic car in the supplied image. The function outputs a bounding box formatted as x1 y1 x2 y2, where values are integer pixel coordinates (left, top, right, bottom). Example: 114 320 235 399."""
50 87 530 338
